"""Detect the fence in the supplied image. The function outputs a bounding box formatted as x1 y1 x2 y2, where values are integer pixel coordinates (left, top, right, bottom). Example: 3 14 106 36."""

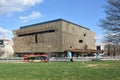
0 57 23 63
50 56 120 62
0 56 120 63
101 56 120 60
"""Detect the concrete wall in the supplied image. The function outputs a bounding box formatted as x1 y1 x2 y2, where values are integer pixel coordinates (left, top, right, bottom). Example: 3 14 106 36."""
61 21 95 51
13 19 96 54
13 21 62 53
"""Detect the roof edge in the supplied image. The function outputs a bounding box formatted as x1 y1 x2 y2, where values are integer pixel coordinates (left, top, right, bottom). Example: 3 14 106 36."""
20 18 90 30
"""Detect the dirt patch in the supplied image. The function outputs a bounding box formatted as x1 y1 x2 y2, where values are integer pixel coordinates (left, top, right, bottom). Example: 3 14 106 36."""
84 64 110 68
86 64 98 67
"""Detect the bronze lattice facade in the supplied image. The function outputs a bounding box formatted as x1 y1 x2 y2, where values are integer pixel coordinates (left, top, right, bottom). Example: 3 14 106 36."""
13 19 95 55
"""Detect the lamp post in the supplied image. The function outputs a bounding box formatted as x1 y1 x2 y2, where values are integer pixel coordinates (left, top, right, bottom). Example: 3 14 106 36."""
82 44 87 64
47 45 51 62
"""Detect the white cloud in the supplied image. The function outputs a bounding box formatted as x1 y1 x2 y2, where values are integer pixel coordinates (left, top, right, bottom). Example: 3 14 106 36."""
19 11 42 22
95 34 104 44
95 34 104 40
0 0 43 15
0 27 12 39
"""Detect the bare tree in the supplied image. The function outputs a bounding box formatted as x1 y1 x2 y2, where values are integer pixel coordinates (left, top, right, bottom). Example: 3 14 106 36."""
100 0 120 44
105 43 120 56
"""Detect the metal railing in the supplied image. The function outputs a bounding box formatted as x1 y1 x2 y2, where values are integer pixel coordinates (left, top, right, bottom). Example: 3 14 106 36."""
0 57 23 63
0 56 120 63
50 56 120 62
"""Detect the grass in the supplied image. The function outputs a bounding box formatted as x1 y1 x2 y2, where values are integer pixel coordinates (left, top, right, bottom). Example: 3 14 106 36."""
0 61 120 80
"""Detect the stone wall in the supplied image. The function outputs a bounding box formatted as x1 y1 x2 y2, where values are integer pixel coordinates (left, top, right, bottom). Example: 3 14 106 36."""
13 21 62 53
13 19 96 54
61 21 95 51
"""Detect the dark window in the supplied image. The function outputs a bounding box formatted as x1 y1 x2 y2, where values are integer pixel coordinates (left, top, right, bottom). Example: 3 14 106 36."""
84 33 86 37
18 29 55 37
0 40 3 45
18 33 35 37
79 40 83 43
35 34 37 43
96 46 101 50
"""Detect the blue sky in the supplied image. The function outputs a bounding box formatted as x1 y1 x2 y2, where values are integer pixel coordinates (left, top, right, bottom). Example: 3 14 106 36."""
0 0 106 44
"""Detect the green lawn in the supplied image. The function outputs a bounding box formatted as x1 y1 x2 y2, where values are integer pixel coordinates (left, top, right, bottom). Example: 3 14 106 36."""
0 61 120 80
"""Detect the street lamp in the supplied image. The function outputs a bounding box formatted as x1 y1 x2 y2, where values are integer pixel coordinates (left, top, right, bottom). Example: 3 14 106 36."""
47 45 51 62
82 43 87 64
